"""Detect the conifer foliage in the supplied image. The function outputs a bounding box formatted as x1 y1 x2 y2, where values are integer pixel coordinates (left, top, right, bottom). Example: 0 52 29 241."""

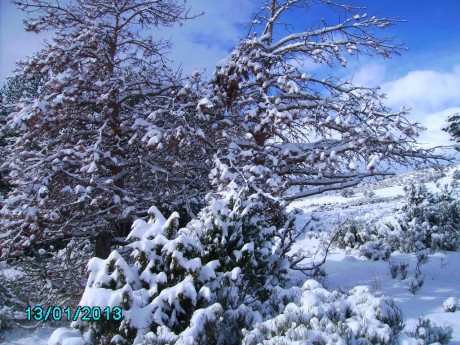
444 113 460 150
0 0 451 344
0 74 46 199
0 0 208 258
208 0 443 203
74 171 293 344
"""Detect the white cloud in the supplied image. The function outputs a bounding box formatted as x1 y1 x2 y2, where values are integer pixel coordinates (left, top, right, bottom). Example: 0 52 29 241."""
0 1 256 81
343 65 459 150
382 66 460 113
417 107 460 148
380 66 460 149
350 64 460 149
351 63 387 88
163 0 257 75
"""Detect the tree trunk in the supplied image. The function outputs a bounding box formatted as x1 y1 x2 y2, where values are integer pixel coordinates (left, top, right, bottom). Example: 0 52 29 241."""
95 231 112 259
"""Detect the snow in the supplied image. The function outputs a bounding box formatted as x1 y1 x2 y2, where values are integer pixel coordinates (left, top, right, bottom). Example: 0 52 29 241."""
177 303 223 344
241 242 254 252
3 166 460 344
197 97 213 109
231 267 242 281
443 297 458 312
320 249 460 340
1 325 58 345
1 265 24 280
287 165 460 342
78 285 123 308
198 286 212 302
47 328 86 345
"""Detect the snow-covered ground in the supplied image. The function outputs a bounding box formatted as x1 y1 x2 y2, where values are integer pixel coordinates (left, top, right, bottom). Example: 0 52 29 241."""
2 165 460 344
2 325 57 345
285 241 460 343
326 250 460 343
288 165 460 344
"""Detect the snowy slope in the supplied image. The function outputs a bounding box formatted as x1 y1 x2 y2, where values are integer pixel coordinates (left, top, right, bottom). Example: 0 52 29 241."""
289 164 460 343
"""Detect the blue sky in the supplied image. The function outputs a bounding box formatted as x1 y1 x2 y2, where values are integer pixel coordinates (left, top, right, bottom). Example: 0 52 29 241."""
362 0 460 76
1 0 460 149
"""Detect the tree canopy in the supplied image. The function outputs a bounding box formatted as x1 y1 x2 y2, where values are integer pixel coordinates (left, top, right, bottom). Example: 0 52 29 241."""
0 0 210 258
0 1 450 343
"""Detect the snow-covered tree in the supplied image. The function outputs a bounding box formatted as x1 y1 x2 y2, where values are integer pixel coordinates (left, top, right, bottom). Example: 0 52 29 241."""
71 172 294 344
444 113 460 150
0 0 211 259
0 98 8 200
72 207 207 344
50 2 453 342
206 0 444 205
0 73 47 199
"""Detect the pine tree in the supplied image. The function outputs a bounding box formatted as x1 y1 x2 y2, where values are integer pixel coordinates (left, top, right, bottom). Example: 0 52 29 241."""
206 0 444 205
73 207 206 344
200 159 293 309
444 113 460 150
0 0 210 259
72 171 293 344
0 74 46 199
53 1 451 343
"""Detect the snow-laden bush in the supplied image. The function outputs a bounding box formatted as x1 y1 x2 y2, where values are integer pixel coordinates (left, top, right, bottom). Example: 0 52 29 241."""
71 207 212 344
333 182 460 257
408 317 453 344
243 280 406 345
65 176 293 344
340 188 356 198
399 262 409 280
398 183 460 252
443 297 458 313
451 170 460 189
407 274 424 295
388 260 409 280
332 219 369 250
332 220 391 260
389 260 399 279
360 240 392 261
0 239 90 331
364 189 376 198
